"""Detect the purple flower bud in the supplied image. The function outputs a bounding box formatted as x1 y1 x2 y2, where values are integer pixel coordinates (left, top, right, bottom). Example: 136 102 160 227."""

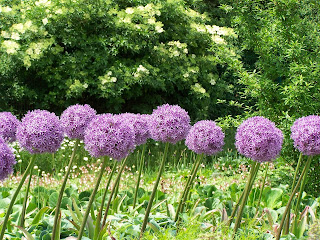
117 113 150 146
84 114 135 160
291 115 320 156
148 104 191 144
60 104 97 140
0 139 16 181
0 112 20 143
16 110 64 154
235 116 283 162
186 120 225 155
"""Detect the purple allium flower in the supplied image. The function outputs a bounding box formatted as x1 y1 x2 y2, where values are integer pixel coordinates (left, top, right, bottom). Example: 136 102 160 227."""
0 112 20 143
84 114 135 160
0 139 16 181
116 113 150 146
16 110 64 154
291 115 320 156
235 116 283 162
148 104 191 144
185 120 225 155
60 104 97 140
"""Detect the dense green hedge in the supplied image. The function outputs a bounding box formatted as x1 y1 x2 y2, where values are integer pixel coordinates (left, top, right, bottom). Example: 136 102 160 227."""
0 0 253 120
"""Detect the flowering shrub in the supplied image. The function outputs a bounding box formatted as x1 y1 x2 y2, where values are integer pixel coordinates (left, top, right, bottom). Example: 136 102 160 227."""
0 112 20 143
16 110 64 154
185 120 224 155
148 104 191 144
0 0 251 121
60 104 96 140
235 116 283 162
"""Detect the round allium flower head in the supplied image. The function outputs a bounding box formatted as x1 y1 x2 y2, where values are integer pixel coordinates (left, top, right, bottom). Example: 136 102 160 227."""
148 104 191 144
0 138 16 181
16 110 64 154
117 113 150 146
60 104 97 140
291 115 320 156
0 112 20 143
235 116 283 162
84 114 135 160
186 120 225 155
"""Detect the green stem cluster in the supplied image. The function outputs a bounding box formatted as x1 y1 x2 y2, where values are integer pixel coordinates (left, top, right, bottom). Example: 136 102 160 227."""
0 155 36 240
52 138 80 240
233 161 260 237
276 156 312 240
140 142 169 239
175 153 204 223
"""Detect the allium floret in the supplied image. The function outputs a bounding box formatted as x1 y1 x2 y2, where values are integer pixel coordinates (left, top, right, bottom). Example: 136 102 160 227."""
186 120 225 155
60 104 97 140
0 112 20 143
84 114 135 160
148 104 191 144
235 116 283 162
0 139 16 181
291 115 320 156
16 110 64 154
117 113 150 146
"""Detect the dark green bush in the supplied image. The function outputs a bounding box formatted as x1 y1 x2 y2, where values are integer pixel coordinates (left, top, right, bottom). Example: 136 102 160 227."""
0 0 252 120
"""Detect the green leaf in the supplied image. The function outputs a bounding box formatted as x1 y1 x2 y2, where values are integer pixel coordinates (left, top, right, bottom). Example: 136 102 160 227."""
31 206 49 225
49 192 59 208
263 188 283 209
14 226 35 240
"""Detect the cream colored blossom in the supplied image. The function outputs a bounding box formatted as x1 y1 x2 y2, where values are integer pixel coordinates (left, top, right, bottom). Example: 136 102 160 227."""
2 40 20 54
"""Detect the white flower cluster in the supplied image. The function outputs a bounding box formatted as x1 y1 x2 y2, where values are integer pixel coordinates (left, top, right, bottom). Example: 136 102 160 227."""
99 71 117 85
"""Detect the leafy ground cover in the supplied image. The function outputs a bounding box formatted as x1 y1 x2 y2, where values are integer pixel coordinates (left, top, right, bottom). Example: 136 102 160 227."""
1 139 319 239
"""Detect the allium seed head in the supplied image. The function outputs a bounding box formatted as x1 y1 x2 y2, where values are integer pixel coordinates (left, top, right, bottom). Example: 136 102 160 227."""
186 120 225 155
0 140 16 181
0 112 20 143
16 110 64 154
84 114 135 160
60 104 97 140
235 116 283 162
116 113 150 146
291 115 320 156
148 104 191 144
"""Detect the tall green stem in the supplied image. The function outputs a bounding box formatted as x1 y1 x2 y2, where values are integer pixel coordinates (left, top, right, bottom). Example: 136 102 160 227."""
77 158 107 240
52 138 79 240
19 167 34 227
284 153 303 234
140 142 169 238
0 155 36 240
93 160 117 239
228 162 259 227
101 157 129 227
233 161 260 237
175 154 203 222
133 145 146 209
276 156 312 240
291 156 312 235
256 163 269 211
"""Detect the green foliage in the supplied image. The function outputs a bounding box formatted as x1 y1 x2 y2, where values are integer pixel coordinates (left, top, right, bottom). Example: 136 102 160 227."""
0 0 251 120
219 0 320 194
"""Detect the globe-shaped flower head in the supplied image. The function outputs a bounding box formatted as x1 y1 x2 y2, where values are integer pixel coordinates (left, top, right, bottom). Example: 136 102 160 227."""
117 113 150 146
291 115 320 156
186 120 225 155
17 110 64 154
0 112 20 143
60 104 97 140
84 114 135 160
0 138 16 181
235 116 283 162
148 104 191 144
